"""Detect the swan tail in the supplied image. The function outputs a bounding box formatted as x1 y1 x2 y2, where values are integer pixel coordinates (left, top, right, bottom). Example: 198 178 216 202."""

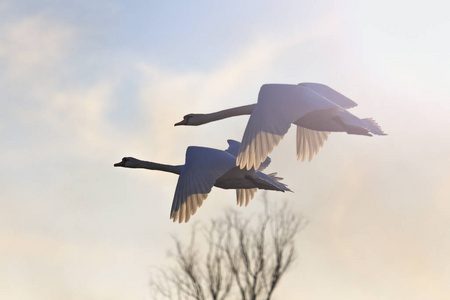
267 172 292 192
296 126 330 162
251 172 292 192
363 118 387 136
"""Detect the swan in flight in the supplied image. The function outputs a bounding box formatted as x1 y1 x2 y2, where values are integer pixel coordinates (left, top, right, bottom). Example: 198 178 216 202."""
114 140 290 223
175 83 386 170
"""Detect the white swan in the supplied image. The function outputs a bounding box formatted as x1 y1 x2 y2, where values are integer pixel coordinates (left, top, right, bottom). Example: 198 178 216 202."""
175 83 386 170
114 140 291 223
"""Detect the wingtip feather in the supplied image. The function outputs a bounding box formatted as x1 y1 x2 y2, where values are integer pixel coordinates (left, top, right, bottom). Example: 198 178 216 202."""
296 126 330 162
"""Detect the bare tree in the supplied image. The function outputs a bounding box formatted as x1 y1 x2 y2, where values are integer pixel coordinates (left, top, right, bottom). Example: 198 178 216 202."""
150 195 307 300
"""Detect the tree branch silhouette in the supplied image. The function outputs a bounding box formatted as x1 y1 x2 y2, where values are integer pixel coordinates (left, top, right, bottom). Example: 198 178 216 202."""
150 195 307 300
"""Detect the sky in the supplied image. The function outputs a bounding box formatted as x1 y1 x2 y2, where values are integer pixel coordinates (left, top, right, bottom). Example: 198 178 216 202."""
1 0 450 299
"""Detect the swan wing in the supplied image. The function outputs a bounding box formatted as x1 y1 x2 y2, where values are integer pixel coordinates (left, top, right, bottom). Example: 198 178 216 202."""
296 126 330 162
226 139 271 171
237 84 341 170
266 172 292 192
257 157 271 172
236 188 257 207
170 146 235 223
225 139 241 157
299 82 358 109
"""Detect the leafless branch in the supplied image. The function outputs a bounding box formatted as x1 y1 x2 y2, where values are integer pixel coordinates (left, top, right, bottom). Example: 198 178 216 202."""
150 196 307 300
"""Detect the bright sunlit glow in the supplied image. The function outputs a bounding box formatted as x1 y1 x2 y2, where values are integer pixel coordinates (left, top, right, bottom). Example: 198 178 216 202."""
1 1 449 299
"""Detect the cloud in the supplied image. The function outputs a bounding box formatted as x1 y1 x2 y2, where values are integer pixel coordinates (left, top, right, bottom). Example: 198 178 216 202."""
134 27 337 163
5 6 449 299
0 13 75 78
300 156 450 300
1 5 340 165
0 12 75 134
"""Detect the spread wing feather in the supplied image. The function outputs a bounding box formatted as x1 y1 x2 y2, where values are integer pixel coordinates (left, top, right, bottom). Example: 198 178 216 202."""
226 139 271 171
225 139 241 157
170 146 236 223
236 188 257 207
296 126 330 162
298 82 358 109
237 84 341 170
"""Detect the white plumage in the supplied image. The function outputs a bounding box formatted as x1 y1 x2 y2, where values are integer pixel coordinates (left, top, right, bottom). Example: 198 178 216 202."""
114 140 290 223
175 83 386 170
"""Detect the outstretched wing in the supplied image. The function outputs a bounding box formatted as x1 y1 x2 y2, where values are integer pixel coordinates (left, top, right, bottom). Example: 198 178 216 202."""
295 83 362 160
298 82 358 109
226 139 271 171
237 84 341 170
296 126 330 162
236 188 257 207
225 139 241 157
170 146 236 223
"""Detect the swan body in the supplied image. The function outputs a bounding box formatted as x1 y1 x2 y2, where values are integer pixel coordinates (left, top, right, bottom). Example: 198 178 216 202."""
114 140 290 223
175 83 386 170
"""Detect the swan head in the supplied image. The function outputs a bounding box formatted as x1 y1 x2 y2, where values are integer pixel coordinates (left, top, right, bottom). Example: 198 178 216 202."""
114 157 138 167
174 114 206 126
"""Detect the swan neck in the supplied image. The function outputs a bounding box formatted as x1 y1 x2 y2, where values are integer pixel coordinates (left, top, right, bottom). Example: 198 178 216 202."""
202 104 256 124
130 159 182 175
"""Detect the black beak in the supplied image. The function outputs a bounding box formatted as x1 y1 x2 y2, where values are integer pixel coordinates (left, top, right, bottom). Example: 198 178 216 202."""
174 119 188 126
114 161 125 167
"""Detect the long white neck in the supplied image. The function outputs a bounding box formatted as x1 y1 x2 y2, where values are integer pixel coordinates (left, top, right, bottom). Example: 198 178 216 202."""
198 104 256 124
126 158 183 175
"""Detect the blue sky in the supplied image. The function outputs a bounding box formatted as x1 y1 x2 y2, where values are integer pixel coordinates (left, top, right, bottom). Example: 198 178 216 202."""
1 0 450 299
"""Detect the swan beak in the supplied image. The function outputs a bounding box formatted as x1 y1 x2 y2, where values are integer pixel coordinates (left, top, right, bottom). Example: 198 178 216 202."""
174 119 187 126
114 161 125 167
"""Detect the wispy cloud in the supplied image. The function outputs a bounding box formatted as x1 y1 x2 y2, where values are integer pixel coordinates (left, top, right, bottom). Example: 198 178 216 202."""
2 3 449 300
0 13 75 78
